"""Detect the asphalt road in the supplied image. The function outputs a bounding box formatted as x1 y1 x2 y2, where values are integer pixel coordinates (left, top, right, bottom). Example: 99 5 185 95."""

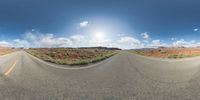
1 51 200 100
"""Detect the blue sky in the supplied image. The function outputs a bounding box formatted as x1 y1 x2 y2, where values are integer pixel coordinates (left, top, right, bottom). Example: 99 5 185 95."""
0 0 200 49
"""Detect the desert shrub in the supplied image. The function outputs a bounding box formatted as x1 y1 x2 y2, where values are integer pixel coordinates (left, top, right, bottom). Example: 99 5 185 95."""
26 48 116 65
75 60 89 65
178 54 190 58
57 60 68 65
160 50 167 54
168 54 178 59
178 54 184 58
91 56 105 63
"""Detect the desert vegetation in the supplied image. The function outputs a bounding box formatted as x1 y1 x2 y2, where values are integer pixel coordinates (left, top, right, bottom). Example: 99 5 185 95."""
129 47 200 59
26 47 118 65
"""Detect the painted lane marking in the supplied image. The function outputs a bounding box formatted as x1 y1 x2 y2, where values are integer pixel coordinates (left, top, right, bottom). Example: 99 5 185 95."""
4 61 17 76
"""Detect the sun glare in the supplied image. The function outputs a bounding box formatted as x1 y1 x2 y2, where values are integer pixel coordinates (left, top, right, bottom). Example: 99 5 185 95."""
95 32 104 40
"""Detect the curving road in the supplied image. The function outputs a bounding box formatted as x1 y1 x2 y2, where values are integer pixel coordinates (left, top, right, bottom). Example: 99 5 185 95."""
1 51 200 100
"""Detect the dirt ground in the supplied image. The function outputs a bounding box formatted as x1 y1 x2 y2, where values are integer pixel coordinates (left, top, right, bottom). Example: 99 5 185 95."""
0 47 18 55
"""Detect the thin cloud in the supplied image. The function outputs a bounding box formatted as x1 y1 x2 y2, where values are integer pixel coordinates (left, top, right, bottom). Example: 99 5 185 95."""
13 39 29 47
152 40 161 45
171 38 176 41
80 21 89 27
141 32 149 39
145 39 169 48
117 36 142 49
194 28 199 32
0 41 12 47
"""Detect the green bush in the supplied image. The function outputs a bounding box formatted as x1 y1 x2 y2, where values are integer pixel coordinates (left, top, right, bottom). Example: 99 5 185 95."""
75 60 90 65
178 54 190 58
168 54 178 59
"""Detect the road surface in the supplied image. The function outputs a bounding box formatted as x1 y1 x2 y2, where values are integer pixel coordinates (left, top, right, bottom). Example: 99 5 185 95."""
1 51 200 100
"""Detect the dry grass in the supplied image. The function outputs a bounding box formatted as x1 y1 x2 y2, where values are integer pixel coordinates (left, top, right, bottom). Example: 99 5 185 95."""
129 47 200 59
0 47 19 55
26 48 117 65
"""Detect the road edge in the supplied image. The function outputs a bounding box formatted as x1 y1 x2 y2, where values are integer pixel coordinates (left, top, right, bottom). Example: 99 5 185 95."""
25 51 117 70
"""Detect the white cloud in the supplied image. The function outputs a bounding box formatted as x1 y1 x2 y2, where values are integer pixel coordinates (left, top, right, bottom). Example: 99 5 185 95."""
141 32 149 39
70 35 85 44
80 21 89 27
194 28 199 32
152 40 161 45
25 32 38 41
0 41 12 47
39 34 57 47
22 32 87 48
88 39 118 48
4 30 200 49
22 32 144 49
13 39 29 47
142 40 149 43
117 36 142 49
117 36 140 45
55 38 71 47
172 39 196 47
173 39 187 47
146 39 169 48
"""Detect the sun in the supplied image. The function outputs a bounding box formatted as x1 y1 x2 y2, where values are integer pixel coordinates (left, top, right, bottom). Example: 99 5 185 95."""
95 32 104 40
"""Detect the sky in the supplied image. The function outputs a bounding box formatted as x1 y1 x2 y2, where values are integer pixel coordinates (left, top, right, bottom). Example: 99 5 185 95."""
0 0 200 49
